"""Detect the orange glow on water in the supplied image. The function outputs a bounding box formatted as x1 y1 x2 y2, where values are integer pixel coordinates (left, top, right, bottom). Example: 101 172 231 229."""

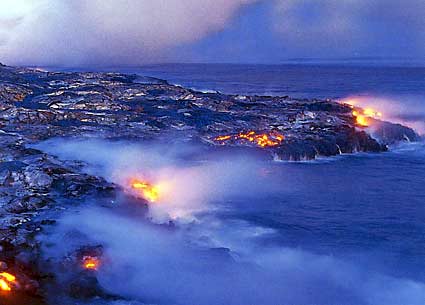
214 131 284 148
131 179 160 202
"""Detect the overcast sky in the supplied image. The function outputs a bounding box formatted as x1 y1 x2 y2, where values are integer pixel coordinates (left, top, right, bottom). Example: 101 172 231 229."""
0 0 424 66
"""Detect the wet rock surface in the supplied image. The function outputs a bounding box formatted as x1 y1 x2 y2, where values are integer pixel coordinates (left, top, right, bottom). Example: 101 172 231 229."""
0 64 419 303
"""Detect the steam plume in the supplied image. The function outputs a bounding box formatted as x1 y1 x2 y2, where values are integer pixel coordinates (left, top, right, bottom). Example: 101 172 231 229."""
341 95 425 135
43 207 425 305
35 138 282 221
35 137 425 305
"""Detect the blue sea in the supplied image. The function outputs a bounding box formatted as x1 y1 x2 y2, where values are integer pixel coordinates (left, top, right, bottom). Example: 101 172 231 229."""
46 64 425 305
130 65 425 282
138 64 425 303
132 63 425 99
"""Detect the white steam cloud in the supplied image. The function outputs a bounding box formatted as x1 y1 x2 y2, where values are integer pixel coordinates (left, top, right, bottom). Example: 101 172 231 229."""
35 138 282 222
35 137 425 305
0 0 256 66
43 207 425 305
341 95 425 135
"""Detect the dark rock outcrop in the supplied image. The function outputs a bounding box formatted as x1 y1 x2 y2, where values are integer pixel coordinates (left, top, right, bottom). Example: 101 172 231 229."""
370 120 420 144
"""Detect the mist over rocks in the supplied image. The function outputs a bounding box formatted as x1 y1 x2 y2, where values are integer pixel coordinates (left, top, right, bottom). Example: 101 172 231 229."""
0 63 421 304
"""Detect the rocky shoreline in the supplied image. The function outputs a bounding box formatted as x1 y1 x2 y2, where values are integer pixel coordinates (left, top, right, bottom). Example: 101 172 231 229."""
0 64 420 304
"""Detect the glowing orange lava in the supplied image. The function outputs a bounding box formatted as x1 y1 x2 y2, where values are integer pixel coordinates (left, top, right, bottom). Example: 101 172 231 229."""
215 135 232 141
83 256 100 270
352 111 369 126
0 272 16 292
131 179 160 202
363 108 382 118
214 131 284 148
342 99 383 127
352 107 382 127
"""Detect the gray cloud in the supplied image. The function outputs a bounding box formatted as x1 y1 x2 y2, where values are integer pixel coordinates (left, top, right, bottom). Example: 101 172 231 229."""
1 0 424 66
271 0 425 59
0 0 256 66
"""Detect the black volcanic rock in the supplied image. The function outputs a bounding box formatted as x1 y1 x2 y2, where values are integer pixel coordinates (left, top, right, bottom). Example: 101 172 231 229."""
370 120 420 144
0 63 415 160
0 63 419 303
0 63 418 159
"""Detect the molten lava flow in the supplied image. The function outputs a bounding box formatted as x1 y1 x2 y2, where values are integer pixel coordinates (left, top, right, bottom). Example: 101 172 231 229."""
352 110 369 127
215 135 232 141
0 272 16 292
352 107 382 127
342 99 383 127
363 108 382 118
83 256 100 270
214 131 284 148
131 179 160 202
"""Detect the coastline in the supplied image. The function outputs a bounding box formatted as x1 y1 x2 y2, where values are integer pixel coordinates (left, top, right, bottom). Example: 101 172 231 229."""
0 64 420 303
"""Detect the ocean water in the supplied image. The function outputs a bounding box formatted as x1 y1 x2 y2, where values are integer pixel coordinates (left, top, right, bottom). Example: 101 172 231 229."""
133 63 425 99
129 63 425 132
135 64 425 302
44 64 425 304
129 66 425 279
219 145 425 281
